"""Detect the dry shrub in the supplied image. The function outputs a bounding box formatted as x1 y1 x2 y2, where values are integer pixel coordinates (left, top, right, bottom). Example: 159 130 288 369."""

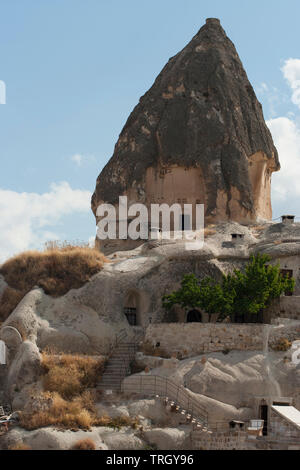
8 441 32 450
204 228 216 238
41 352 105 399
253 225 266 232
0 287 24 322
95 415 139 430
19 391 138 431
20 392 95 430
0 246 106 322
19 352 108 431
72 438 96 450
272 337 292 352
139 341 170 358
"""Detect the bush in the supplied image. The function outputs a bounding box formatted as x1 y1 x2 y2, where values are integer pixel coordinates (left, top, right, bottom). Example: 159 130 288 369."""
72 438 96 450
19 392 95 430
20 392 139 431
41 352 105 400
19 352 108 431
96 415 139 430
139 341 171 358
0 287 24 323
204 228 216 238
272 337 292 352
0 246 106 322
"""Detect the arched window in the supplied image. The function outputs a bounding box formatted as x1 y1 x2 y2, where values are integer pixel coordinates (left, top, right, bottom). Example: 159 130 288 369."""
124 290 141 326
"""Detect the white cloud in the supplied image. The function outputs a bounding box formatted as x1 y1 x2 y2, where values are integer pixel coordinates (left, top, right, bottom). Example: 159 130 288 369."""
71 154 83 166
257 82 287 118
70 153 96 167
268 117 300 202
282 59 300 109
257 82 269 94
0 182 92 263
88 236 95 248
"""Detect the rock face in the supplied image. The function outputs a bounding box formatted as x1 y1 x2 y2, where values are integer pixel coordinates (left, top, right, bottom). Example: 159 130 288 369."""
92 18 279 253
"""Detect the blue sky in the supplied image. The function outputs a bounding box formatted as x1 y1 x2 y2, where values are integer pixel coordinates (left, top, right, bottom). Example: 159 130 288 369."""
1 0 300 261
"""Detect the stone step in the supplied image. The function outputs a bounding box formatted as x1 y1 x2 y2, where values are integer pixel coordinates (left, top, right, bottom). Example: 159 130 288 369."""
101 376 125 381
99 380 122 385
98 380 121 385
98 338 142 391
101 379 123 383
101 373 126 378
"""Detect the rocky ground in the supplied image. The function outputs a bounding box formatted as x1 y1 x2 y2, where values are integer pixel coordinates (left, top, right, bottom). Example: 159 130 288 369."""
1 343 299 450
1 394 194 450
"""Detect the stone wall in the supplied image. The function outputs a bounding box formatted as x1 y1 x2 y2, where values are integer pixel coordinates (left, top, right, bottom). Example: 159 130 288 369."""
265 296 300 321
191 430 249 450
270 409 300 441
145 323 300 357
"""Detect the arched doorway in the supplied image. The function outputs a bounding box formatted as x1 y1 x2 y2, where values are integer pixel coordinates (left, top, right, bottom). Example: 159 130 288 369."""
187 309 202 323
123 289 151 326
124 290 139 326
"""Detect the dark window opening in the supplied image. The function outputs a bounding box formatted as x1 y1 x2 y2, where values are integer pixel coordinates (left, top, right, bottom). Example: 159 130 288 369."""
260 405 268 436
231 234 244 241
281 215 295 223
187 309 202 323
124 307 137 326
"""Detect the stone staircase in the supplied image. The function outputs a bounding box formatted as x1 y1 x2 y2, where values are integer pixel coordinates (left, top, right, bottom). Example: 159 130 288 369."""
98 342 137 392
98 328 144 393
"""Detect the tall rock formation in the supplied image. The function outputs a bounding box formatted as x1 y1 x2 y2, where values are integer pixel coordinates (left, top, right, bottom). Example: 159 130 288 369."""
92 18 280 251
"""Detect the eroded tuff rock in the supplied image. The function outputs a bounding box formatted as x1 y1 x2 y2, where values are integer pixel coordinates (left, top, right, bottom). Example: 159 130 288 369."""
92 17 279 234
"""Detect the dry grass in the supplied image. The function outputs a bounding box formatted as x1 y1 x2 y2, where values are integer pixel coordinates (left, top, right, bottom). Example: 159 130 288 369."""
20 391 139 431
139 341 171 358
19 352 112 431
0 246 106 322
41 352 105 400
0 287 24 323
96 415 139 430
272 337 292 352
8 441 32 450
20 392 96 430
253 225 266 232
204 228 217 238
71 438 96 450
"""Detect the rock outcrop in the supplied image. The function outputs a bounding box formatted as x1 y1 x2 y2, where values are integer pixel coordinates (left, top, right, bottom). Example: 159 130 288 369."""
92 17 279 253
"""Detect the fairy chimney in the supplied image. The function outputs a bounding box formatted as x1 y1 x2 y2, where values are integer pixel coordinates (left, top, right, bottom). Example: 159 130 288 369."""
92 18 280 252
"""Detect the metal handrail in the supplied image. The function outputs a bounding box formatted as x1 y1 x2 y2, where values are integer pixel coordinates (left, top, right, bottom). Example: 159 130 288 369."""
101 327 147 390
115 328 128 346
122 374 208 425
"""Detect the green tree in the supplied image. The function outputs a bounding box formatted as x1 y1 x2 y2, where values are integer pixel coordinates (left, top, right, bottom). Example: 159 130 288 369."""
223 254 295 321
162 274 234 322
162 254 295 323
